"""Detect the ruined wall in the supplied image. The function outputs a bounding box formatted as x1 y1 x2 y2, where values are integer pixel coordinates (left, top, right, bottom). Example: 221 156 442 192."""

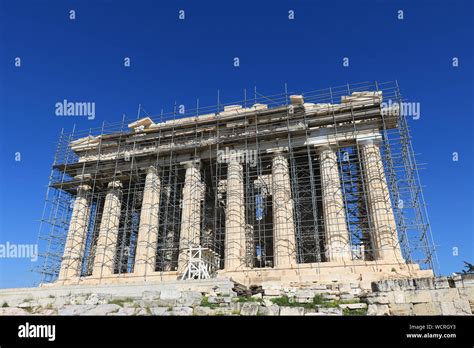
0 275 472 316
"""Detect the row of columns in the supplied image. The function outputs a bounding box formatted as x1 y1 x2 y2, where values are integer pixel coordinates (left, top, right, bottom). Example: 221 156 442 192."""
58 139 404 281
318 140 404 262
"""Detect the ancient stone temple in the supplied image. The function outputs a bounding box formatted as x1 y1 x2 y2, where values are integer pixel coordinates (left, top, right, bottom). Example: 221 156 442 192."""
37 82 436 287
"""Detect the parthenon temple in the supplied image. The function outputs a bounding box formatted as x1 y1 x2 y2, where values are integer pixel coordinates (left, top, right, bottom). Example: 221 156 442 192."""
37 82 435 287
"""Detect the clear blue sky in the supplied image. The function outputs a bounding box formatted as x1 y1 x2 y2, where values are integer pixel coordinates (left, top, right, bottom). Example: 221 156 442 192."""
0 0 472 288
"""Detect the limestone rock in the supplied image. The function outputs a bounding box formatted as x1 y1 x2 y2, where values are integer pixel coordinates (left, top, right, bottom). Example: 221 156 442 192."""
413 302 442 316
389 303 413 316
150 307 171 316
453 299 472 315
431 289 460 302
0 307 31 315
367 304 389 316
84 294 99 305
240 302 259 316
433 277 450 289
142 291 161 301
404 290 432 303
317 307 342 315
160 289 181 300
170 306 193 316
115 307 138 316
84 304 121 315
193 306 214 316
264 289 281 296
339 303 367 310
440 301 457 315
178 291 202 306
258 305 279 316
280 307 305 316
58 305 95 315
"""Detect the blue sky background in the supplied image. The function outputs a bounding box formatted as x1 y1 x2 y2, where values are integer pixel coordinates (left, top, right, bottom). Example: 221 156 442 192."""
0 0 472 288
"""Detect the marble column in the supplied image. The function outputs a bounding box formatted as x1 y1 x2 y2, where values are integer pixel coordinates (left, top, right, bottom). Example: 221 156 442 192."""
359 139 404 262
224 158 246 270
177 161 203 274
318 145 352 262
58 184 91 280
271 151 297 267
92 180 123 277
134 167 161 275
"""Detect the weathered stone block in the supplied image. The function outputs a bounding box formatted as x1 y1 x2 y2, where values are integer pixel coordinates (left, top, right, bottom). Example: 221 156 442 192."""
458 287 474 301
230 302 241 312
303 308 317 315
389 303 413 316
84 294 100 305
134 308 148 316
208 296 231 304
440 301 457 315
405 290 432 303
37 309 56 315
365 292 393 304
58 305 95 315
160 289 181 300
171 306 193 316
280 307 305 316
453 299 472 315
84 304 121 315
53 297 68 307
213 308 235 315
372 279 415 292
0 307 31 315
36 297 55 307
178 291 202 307
322 294 338 301
70 295 87 305
413 302 442 316
116 307 138 316
367 304 390 316
393 291 406 304
295 290 315 303
264 289 281 296
339 284 352 293
340 293 355 301
433 277 450 289
142 291 161 301
431 289 460 302
339 303 367 310
258 305 279 316
413 278 435 290
262 298 274 307
193 306 213 316
150 307 170 316
149 299 177 307
317 307 342 315
240 302 259 316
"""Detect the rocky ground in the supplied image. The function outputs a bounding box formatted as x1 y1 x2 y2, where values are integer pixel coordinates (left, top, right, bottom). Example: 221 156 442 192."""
0 275 472 316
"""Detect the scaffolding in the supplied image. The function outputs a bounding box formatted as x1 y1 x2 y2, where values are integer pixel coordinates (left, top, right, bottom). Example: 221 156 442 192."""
33 80 438 285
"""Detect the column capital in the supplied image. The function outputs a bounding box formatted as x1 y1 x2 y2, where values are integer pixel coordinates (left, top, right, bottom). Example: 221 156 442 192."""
107 180 123 190
77 184 92 194
144 166 158 176
266 147 289 155
356 135 382 147
180 159 200 169
314 143 338 154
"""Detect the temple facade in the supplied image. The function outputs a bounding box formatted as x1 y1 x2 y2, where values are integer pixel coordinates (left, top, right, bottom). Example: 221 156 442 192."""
51 89 433 287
